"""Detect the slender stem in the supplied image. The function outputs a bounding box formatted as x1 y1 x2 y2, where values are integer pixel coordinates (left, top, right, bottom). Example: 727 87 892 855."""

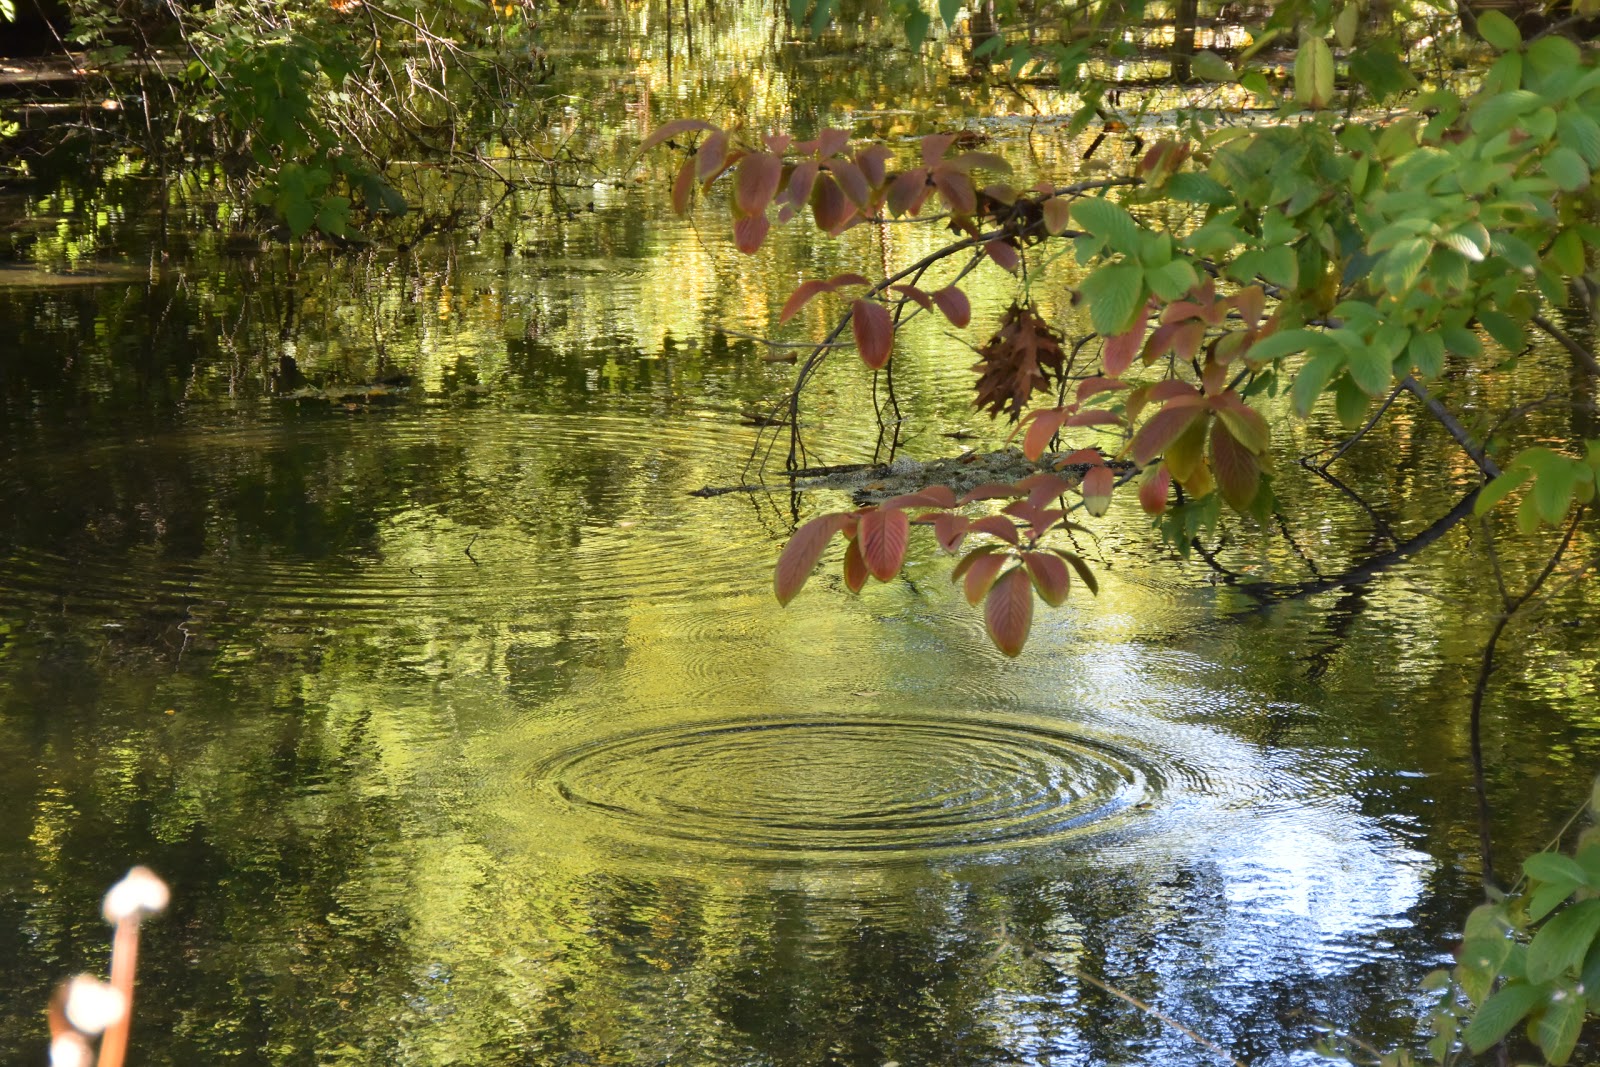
96 920 140 1067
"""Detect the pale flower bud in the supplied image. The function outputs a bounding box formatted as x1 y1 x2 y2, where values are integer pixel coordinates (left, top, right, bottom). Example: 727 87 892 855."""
49 1033 94 1067
63 975 126 1035
102 866 169 924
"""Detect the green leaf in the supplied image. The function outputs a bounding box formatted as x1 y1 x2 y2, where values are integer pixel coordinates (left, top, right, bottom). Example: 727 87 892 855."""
1464 982 1544 1052
1545 146 1592 192
1293 36 1336 109
1071 197 1141 256
1080 263 1146 336
1558 112 1600 168
1525 851 1593 887
1409 332 1445 379
1475 467 1534 516
1350 45 1417 103
1381 238 1431 294
1165 173 1232 207
904 9 931 49
1246 328 1321 363
1335 374 1369 428
1533 462 1581 525
1457 934 1514 1006
1189 50 1235 83
938 0 961 28
1441 324 1482 358
1147 259 1199 301
1478 310 1526 352
1291 350 1345 416
1537 985 1586 1065
1345 342 1391 396
1528 899 1600 983
1476 9 1522 52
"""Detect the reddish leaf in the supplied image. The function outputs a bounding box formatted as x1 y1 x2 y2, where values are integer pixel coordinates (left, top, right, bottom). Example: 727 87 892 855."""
1131 398 1208 465
890 284 935 312
886 485 958 509
774 512 854 605
921 133 959 165
962 551 1010 605
946 151 1012 175
784 160 820 206
1231 285 1267 326
928 512 970 553
1065 409 1121 428
984 567 1034 657
1165 416 1211 483
852 299 895 370
843 536 869 592
696 129 729 182
1052 550 1099 595
1149 379 1202 403
1139 464 1172 514
1042 196 1072 235
984 240 1020 272
763 132 793 155
1210 391 1271 454
812 128 851 158
960 483 1025 504
950 543 1002 582
857 506 910 582
733 214 770 254
1014 472 1072 508
638 118 719 156
779 273 871 324
931 286 971 328
736 152 784 217
1081 464 1115 516
1077 376 1130 403
969 514 1021 544
811 173 857 233
779 280 835 325
1210 420 1262 510
856 144 893 187
887 169 931 216
1022 551 1071 606
1103 319 1148 376
1022 408 1070 460
826 158 871 208
933 170 977 215
671 156 696 216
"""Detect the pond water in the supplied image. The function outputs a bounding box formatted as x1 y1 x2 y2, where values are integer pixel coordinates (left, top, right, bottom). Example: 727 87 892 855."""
3 4 1600 1066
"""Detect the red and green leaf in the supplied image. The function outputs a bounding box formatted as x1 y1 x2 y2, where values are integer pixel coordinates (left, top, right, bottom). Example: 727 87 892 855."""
985 567 1034 657
852 299 895 369
774 512 854 605
857 505 911 581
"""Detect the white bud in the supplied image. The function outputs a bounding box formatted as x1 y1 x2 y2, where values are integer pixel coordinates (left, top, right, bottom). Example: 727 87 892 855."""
49 1033 94 1067
102 866 169 924
63 975 126 1035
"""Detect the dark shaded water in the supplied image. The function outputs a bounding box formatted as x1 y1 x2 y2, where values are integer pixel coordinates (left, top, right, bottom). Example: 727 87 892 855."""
3 4 1600 1065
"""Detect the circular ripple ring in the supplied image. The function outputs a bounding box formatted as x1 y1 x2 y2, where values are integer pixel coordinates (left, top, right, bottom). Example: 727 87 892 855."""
531 716 1158 858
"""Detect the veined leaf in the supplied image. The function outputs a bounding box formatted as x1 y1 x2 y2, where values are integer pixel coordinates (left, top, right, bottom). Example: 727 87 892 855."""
1080 262 1146 336
857 505 911 582
1463 982 1545 1053
1527 899 1600 984
1070 197 1140 255
852 299 895 369
984 566 1034 656
774 512 854 605
1022 551 1071 606
1293 37 1336 109
961 551 1009 604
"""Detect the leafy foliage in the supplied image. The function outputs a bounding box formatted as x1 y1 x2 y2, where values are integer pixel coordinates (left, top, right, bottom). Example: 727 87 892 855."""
639 3 1600 668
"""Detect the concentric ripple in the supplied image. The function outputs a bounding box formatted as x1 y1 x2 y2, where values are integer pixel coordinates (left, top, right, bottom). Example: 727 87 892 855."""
530 716 1159 858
